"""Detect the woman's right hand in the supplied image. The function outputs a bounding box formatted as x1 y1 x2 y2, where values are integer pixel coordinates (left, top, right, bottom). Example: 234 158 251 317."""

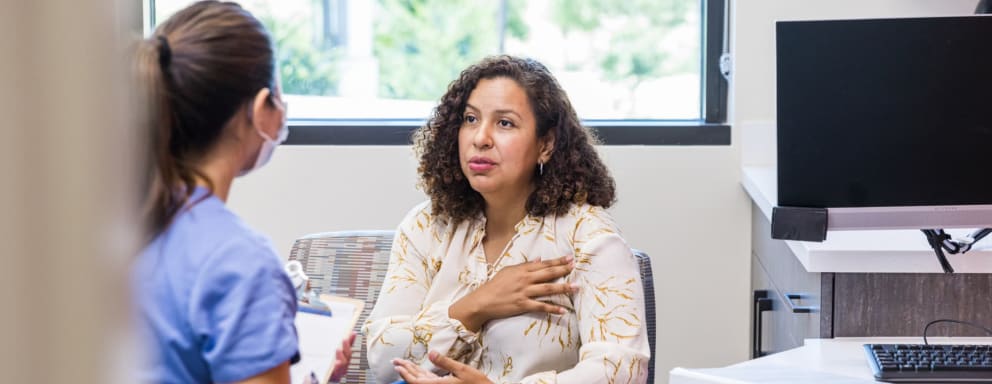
448 255 578 332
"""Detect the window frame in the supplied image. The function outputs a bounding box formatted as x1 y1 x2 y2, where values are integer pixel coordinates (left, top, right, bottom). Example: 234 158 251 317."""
147 0 730 146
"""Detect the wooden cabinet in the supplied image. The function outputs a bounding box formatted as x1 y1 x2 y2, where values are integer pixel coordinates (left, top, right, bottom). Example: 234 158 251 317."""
750 203 992 357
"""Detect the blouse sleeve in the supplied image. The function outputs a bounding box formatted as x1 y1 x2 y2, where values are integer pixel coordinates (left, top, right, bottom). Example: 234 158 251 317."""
520 207 651 384
363 203 480 382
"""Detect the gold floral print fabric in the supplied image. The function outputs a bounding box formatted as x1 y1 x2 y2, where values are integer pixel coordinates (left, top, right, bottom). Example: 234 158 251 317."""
364 201 650 384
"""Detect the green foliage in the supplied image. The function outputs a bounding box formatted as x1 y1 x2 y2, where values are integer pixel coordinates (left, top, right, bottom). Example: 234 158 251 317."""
247 0 694 102
552 0 696 84
277 40 342 96
258 7 341 96
552 0 691 33
551 0 605 33
504 0 530 40
372 0 504 101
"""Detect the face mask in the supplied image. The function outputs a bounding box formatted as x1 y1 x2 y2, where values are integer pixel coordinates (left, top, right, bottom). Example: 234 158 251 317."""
240 113 288 176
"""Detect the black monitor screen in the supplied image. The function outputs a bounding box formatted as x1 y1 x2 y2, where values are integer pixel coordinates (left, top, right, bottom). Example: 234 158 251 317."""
777 16 992 208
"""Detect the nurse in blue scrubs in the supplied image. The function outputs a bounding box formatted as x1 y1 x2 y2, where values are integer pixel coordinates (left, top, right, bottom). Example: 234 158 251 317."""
132 1 352 383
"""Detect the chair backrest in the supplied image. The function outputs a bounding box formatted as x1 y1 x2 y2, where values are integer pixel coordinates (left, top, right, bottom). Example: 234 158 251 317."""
290 231 656 384
289 230 395 384
632 249 657 384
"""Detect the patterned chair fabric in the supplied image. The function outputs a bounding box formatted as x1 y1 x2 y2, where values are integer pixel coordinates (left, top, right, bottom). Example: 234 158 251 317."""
289 230 395 384
289 230 657 384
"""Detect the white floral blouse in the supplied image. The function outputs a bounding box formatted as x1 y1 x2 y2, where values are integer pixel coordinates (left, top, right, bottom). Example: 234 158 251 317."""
364 201 650 384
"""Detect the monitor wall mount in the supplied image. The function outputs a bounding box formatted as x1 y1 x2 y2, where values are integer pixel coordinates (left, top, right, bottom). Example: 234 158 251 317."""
771 207 989 274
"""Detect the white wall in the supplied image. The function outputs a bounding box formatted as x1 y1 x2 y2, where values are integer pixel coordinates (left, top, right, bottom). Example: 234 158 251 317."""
230 146 425 243
227 1 981 382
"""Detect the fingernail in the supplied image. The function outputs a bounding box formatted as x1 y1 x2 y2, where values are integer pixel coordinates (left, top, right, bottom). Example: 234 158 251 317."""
571 283 581 292
564 255 574 263
559 307 567 314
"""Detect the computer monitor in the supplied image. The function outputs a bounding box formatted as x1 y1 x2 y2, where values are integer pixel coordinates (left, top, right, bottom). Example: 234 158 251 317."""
776 16 992 231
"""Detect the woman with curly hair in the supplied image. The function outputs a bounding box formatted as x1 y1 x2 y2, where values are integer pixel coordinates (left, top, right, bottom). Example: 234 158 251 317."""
364 55 650 384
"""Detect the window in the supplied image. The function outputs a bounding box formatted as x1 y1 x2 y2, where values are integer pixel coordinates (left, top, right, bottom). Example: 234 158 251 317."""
150 0 728 144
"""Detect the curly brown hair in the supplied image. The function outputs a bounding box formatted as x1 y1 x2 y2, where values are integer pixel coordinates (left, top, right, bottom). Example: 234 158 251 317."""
414 55 616 224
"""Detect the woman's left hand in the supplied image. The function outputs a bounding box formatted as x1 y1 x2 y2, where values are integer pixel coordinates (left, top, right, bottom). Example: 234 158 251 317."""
392 351 492 384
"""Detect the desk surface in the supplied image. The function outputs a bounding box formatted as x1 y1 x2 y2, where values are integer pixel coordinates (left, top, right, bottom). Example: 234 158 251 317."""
670 337 992 384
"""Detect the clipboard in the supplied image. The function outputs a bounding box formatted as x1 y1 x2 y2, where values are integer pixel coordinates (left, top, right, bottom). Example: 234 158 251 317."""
290 294 365 384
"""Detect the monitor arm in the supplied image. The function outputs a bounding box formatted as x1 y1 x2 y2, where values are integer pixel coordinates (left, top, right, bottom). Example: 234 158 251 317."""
920 228 991 273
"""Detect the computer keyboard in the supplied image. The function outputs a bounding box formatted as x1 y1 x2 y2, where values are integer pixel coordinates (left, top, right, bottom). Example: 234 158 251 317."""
864 343 992 382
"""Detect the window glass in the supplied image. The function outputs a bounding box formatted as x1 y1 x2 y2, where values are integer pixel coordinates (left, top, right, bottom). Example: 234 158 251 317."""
154 0 701 120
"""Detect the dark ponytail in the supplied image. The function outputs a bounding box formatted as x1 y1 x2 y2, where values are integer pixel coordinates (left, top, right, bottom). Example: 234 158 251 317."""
136 0 275 237
978 0 991 14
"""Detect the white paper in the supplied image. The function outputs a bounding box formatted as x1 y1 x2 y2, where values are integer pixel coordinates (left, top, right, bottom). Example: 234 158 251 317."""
290 301 357 384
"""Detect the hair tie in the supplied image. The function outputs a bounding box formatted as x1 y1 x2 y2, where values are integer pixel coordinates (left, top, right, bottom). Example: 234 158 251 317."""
157 35 172 68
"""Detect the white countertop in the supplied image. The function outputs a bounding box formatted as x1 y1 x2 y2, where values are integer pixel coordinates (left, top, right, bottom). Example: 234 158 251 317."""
670 337 992 384
742 166 992 273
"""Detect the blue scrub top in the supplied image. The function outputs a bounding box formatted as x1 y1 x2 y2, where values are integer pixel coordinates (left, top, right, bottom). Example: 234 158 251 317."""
133 187 299 383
